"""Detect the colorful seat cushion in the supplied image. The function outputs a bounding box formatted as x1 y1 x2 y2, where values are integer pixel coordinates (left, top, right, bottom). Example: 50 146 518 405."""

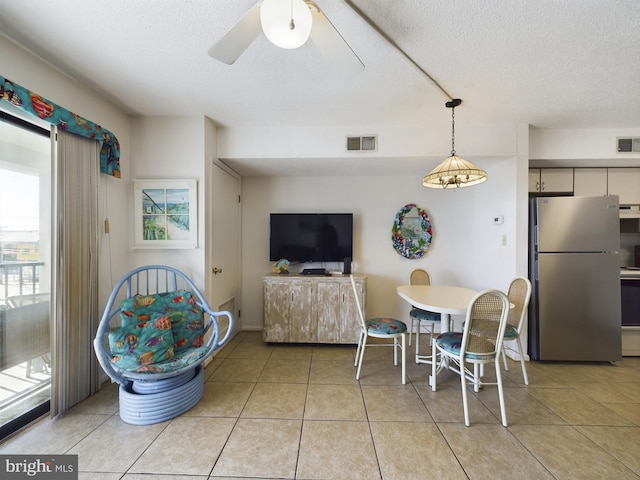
366 317 407 335
169 308 205 354
119 290 206 354
109 316 175 372
435 332 496 360
119 289 197 327
111 289 208 372
504 324 518 339
409 307 441 322
134 346 211 374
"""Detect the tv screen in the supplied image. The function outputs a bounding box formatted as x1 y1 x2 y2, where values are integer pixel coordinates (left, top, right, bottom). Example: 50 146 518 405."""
269 213 353 263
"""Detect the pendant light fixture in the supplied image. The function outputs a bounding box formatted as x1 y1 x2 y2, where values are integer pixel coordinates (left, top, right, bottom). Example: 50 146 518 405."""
422 99 487 189
260 0 313 49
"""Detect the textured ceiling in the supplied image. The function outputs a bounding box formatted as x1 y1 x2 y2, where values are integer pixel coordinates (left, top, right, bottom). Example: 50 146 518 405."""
1 0 639 136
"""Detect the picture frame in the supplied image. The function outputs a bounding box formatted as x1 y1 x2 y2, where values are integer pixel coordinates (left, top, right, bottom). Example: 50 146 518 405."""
133 179 197 249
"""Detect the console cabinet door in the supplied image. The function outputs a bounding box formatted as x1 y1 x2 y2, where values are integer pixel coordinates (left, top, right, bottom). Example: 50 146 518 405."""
263 275 366 344
316 282 340 343
288 281 314 342
263 280 290 342
340 281 363 344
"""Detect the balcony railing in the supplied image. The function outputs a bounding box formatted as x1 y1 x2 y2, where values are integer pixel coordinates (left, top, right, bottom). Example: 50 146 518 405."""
0 261 44 306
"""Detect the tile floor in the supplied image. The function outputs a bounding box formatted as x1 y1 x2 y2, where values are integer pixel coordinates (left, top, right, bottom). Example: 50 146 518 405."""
1 330 640 479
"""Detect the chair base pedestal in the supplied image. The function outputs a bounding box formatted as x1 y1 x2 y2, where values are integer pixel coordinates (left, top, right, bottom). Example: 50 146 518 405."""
118 365 204 425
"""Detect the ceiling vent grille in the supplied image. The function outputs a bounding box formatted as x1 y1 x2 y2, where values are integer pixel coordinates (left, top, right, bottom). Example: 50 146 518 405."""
617 137 640 153
346 135 377 152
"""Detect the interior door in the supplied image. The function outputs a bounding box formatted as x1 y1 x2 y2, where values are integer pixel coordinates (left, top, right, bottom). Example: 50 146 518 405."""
210 160 241 336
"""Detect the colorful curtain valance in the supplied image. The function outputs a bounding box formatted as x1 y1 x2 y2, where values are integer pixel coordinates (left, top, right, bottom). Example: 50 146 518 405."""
1 75 120 178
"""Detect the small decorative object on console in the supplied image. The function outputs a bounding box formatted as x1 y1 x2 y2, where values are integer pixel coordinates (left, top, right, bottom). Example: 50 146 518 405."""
272 258 290 274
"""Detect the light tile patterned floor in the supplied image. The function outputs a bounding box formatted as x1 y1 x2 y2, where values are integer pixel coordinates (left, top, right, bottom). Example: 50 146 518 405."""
2 331 640 479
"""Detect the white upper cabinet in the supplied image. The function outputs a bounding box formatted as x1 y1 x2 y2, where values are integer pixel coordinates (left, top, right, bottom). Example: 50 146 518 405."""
574 168 608 197
529 168 574 193
608 168 640 204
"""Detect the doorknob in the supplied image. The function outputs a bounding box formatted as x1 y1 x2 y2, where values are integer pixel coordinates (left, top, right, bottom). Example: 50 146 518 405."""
212 267 223 275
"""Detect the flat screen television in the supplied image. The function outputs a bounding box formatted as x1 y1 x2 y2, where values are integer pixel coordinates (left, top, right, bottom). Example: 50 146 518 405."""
269 213 353 263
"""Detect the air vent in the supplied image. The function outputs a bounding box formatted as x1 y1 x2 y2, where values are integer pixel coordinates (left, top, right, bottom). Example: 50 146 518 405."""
617 137 640 153
346 135 377 152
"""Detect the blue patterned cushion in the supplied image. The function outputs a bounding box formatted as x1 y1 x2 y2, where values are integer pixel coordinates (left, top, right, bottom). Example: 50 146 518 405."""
366 317 407 335
504 324 518 339
109 318 175 371
410 307 441 322
134 346 210 374
435 332 463 355
435 332 495 360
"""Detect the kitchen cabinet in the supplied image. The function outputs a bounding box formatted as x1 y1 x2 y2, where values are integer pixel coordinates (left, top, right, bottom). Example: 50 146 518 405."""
529 168 573 193
263 274 366 344
608 168 640 204
574 168 607 197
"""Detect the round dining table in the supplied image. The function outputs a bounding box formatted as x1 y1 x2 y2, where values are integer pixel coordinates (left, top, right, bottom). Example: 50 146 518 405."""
396 284 478 334
396 284 478 367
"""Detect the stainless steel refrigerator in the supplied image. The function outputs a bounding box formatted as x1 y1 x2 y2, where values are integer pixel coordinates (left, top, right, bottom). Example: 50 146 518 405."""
528 195 622 361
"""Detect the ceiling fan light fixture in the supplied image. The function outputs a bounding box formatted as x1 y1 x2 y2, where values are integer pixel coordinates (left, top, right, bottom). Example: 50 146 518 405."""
422 99 487 189
260 0 313 49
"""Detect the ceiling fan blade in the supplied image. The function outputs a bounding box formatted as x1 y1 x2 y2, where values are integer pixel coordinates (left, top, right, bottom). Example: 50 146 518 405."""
308 5 364 75
208 2 263 65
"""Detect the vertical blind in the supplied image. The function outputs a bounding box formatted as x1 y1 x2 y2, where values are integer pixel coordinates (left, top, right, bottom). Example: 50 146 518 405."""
51 129 100 417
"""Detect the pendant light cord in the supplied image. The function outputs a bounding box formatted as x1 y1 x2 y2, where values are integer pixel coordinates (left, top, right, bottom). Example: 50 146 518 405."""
450 106 456 156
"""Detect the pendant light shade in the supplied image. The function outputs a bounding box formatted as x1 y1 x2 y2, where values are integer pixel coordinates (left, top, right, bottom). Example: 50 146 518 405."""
422 99 487 189
260 0 313 49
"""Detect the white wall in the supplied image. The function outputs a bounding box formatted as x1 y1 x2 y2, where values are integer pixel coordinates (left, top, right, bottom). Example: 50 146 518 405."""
240 157 523 333
530 128 640 165
129 116 208 286
0 35 131 309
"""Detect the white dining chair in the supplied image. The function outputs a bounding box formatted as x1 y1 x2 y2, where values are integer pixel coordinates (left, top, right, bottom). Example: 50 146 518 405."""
350 275 407 384
501 276 532 385
408 269 442 363
431 289 510 426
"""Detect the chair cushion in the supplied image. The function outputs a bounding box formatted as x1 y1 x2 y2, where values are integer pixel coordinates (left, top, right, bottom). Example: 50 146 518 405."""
119 289 197 327
435 332 496 360
168 308 205 354
504 324 518 339
119 290 206 354
109 316 175 371
134 346 210 374
366 317 407 335
409 307 441 322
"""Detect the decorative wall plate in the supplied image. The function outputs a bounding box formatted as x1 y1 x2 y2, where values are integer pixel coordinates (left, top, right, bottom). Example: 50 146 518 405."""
391 203 433 259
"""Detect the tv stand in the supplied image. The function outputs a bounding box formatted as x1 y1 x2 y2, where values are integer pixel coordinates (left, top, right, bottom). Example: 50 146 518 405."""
263 274 366 344
301 268 327 275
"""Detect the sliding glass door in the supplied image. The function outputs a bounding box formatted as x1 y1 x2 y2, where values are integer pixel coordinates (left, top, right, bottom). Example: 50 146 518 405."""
0 111 52 439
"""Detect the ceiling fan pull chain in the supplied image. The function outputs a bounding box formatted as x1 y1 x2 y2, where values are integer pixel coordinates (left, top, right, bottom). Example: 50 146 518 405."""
289 0 295 30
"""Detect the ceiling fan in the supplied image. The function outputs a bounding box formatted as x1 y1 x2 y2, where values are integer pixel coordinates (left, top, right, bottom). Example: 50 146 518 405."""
208 0 364 75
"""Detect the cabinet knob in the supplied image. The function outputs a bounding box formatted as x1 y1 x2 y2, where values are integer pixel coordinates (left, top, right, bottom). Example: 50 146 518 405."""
212 267 223 275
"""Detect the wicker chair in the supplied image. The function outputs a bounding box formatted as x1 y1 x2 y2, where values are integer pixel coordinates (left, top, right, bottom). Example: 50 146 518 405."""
350 275 407 384
94 265 234 424
408 269 441 361
501 277 532 385
431 289 510 426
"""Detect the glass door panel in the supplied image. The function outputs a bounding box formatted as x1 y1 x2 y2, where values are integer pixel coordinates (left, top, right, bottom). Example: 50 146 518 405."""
0 112 51 439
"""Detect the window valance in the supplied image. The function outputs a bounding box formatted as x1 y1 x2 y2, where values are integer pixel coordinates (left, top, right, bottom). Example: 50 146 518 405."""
1 75 120 178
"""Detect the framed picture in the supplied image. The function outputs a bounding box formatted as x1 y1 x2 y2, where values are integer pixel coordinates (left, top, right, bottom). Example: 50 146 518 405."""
133 179 197 249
